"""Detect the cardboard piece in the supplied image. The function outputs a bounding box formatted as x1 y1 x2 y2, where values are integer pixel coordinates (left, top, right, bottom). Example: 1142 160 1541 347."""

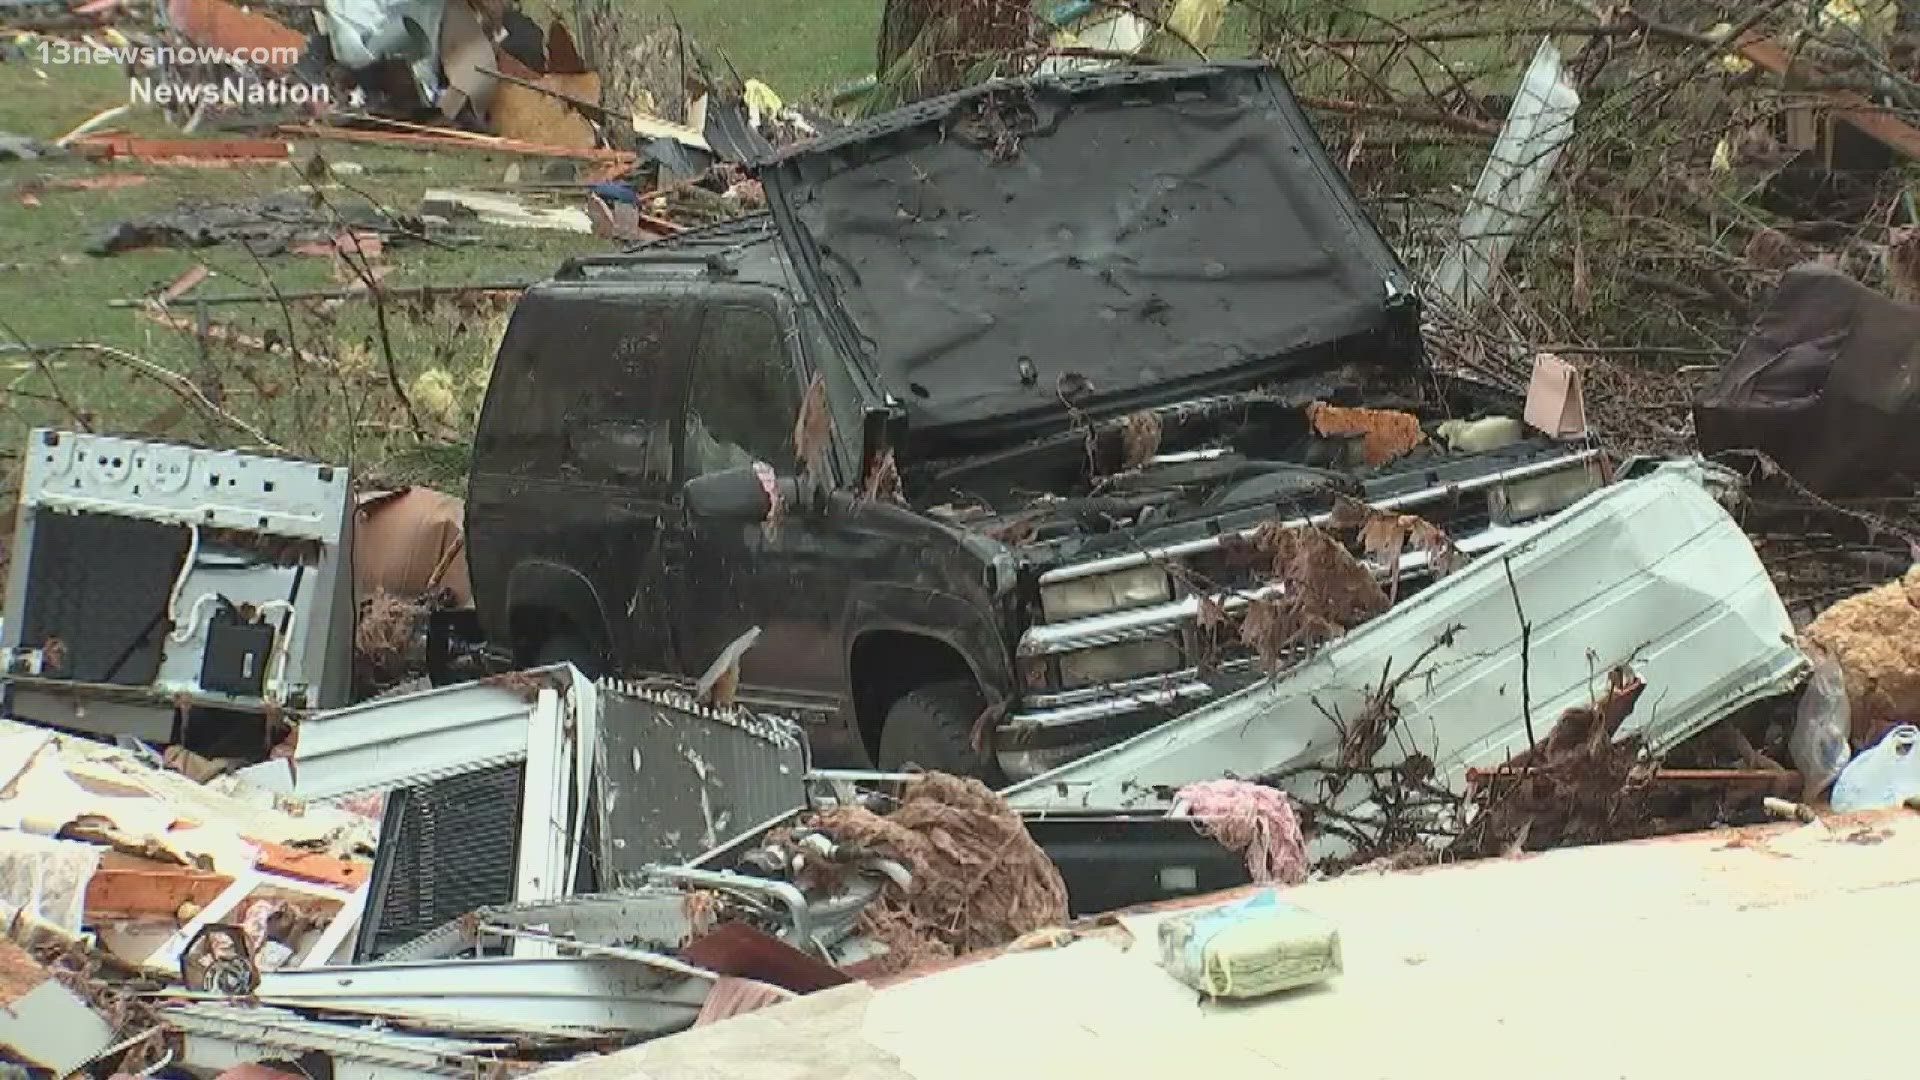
83 852 234 918
1524 352 1588 439
438 0 499 123
587 194 645 242
491 69 602 150
351 487 473 606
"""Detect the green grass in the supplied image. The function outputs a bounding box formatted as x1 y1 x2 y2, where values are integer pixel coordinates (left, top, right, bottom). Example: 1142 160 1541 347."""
671 0 882 98
0 1 882 491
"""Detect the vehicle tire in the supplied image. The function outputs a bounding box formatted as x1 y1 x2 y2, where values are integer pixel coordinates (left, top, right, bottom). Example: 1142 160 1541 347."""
877 680 1004 785
531 629 606 680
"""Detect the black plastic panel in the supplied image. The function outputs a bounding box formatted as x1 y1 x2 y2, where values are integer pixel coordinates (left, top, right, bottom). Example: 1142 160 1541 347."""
358 763 525 961
1023 814 1254 917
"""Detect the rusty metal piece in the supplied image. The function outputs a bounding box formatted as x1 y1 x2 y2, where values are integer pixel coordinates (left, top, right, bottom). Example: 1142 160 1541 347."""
179 924 258 995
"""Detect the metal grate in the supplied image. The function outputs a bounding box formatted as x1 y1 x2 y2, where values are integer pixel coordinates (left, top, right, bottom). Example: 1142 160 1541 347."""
592 681 808 888
359 762 525 960
18 512 190 685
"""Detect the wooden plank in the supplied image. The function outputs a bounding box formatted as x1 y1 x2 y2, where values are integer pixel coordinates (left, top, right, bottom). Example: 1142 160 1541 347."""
75 134 292 162
279 124 637 166
1737 35 1920 161
243 839 370 891
84 854 234 919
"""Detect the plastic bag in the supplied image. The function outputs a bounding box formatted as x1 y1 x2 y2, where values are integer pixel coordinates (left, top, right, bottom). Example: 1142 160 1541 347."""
1831 724 1920 812
1789 650 1853 802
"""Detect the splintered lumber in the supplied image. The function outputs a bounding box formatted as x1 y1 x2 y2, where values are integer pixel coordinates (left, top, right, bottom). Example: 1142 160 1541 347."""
279 123 637 167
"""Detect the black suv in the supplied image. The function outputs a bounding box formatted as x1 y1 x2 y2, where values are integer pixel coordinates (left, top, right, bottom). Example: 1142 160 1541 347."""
465 63 1604 782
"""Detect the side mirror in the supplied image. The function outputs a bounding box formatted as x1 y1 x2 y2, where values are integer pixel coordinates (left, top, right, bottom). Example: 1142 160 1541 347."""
683 463 805 524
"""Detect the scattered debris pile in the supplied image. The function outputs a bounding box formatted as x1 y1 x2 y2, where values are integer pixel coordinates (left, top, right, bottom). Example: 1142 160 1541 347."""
0 718 374 1072
87 192 426 258
12 1 1920 1068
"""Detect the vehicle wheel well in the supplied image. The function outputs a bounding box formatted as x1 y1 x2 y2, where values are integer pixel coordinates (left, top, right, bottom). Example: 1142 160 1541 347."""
850 631 977 764
508 604 603 666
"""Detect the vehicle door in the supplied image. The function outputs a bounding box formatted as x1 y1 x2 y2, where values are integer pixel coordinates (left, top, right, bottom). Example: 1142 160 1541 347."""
664 293 846 725
469 283 697 669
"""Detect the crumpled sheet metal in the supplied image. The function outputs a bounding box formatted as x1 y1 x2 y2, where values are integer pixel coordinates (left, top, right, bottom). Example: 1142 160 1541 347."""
1002 460 1808 855
351 486 472 606
325 0 446 100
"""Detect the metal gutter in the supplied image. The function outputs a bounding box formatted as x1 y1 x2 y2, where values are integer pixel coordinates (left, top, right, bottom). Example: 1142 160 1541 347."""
1430 38 1582 313
250 954 708 1038
165 1003 519 1080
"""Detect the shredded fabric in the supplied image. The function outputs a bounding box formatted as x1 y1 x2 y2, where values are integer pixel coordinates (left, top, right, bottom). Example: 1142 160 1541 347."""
1173 779 1308 885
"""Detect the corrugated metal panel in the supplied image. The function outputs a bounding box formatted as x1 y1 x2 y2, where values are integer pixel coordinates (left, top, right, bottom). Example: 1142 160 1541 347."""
591 682 808 889
359 763 524 960
250 955 709 1038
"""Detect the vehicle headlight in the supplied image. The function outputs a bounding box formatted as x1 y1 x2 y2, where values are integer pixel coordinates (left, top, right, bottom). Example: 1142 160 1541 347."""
1056 636 1183 690
1039 566 1173 621
1489 460 1607 524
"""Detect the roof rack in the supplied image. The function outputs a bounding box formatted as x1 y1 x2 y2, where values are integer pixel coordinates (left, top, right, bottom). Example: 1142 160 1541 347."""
553 214 775 280
555 250 740 278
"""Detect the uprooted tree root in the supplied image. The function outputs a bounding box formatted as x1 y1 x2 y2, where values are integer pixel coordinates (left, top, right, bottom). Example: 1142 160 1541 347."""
1454 666 1652 856
777 773 1068 976
353 589 431 696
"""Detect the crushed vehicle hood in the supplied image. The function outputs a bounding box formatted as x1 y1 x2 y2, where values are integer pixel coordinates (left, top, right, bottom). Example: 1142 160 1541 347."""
760 63 1416 443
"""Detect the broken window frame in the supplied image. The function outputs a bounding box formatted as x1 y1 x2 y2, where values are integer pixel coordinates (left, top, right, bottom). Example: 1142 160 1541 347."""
674 290 809 484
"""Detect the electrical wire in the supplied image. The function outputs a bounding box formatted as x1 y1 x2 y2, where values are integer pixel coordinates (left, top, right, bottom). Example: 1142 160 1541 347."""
164 522 201 637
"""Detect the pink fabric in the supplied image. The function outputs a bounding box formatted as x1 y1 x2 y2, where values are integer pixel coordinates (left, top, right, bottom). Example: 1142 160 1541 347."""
753 461 782 522
1173 779 1309 885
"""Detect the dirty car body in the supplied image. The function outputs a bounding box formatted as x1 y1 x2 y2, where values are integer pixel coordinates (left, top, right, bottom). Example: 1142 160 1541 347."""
465 62 1606 781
